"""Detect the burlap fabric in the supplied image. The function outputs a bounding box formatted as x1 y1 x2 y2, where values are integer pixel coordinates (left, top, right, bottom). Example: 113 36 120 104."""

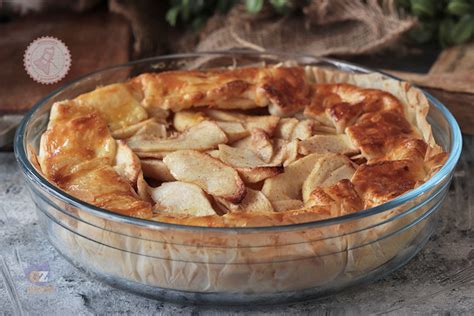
2 0 416 58
196 0 415 56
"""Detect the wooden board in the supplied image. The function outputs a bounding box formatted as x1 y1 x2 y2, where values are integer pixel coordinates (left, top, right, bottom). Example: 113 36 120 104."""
0 10 131 114
424 89 474 135
385 43 474 135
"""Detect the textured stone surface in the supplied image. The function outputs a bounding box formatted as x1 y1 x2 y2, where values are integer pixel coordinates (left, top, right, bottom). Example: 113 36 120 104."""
1 136 473 315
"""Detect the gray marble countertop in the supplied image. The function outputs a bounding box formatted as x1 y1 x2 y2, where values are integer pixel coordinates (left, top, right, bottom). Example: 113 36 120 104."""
1 136 473 315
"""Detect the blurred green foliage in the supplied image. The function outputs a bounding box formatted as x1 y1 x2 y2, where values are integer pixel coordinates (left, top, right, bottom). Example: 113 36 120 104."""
165 0 293 30
166 0 474 47
397 0 474 47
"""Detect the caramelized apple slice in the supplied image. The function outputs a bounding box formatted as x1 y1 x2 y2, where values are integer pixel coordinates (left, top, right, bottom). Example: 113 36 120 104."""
274 118 298 140
112 118 160 139
136 171 153 203
151 181 216 216
250 128 273 163
163 150 246 203
134 121 168 138
113 140 141 186
270 139 299 166
216 189 274 213
173 110 206 132
298 134 358 156
291 120 314 140
140 159 175 182
262 153 323 202
204 109 280 136
302 154 356 202
127 121 228 152
217 144 283 183
216 121 249 143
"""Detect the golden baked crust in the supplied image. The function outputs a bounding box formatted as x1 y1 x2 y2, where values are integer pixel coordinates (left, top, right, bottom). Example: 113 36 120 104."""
37 65 447 227
38 100 152 218
129 66 310 115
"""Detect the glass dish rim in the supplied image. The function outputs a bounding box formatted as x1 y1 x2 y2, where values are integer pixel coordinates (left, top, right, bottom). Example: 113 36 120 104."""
14 50 463 233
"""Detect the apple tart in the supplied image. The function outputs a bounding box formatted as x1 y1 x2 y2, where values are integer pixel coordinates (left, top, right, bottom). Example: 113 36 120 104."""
36 65 447 227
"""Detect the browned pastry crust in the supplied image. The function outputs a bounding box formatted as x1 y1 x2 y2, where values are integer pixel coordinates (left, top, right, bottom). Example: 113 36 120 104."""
38 100 152 218
352 159 425 207
37 65 447 227
128 66 310 115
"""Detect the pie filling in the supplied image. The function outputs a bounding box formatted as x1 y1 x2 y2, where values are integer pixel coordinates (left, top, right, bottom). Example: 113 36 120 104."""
35 65 447 227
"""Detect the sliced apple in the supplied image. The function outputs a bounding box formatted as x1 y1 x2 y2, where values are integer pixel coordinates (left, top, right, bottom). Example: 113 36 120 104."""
111 118 158 139
217 189 274 213
134 151 172 159
271 139 299 166
245 115 280 136
262 153 322 202
173 110 207 132
135 121 167 138
274 118 298 140
113 140 141 186
313 124 337 135
136 171 153 203
231 135 252 149
250 128 273 163
274 118 314 141
239 168 284 184
298 134 358 156
127 120 228 152
206 149 220 159
150 181 216 216
217 144 270 169
202 108 244 122
217 144 283 183
216 121 249 143
231 129 274 163
291 119 314 140
140 159 175 182
163 150 246 203
204 109 280 135
302 154 356 202
239 189 274 212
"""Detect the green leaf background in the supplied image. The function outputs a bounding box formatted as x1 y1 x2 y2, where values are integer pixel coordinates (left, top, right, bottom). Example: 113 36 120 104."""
166 0 474 47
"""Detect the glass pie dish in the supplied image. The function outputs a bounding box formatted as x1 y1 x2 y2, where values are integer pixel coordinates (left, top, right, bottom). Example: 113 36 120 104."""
14 51 462 304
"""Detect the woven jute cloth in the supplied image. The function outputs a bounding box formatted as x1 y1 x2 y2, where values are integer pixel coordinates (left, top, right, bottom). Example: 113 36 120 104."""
195 0 414 56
